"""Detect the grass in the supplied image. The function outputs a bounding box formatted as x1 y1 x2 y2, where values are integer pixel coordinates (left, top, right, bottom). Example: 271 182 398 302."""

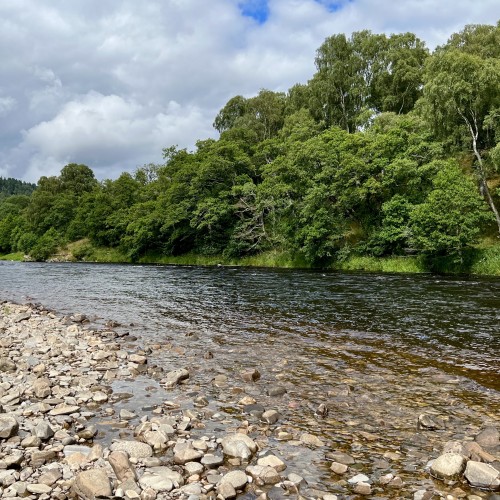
332 255 426 273
138 249 309 268
0 252 24 261
7 237 500 276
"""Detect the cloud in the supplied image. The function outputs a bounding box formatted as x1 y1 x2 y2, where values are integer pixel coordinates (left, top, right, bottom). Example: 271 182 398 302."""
0 0 499 182
21 92 213 180
0 97 17 117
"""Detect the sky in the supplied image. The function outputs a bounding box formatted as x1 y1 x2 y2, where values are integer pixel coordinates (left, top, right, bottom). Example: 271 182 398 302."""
1 1 499 183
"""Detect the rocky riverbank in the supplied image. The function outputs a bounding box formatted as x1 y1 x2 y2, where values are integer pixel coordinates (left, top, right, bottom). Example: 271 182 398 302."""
0 300 499 499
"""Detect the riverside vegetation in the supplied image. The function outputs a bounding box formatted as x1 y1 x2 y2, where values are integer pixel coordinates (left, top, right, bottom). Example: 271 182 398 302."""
1 301 499 499
1 22 500 273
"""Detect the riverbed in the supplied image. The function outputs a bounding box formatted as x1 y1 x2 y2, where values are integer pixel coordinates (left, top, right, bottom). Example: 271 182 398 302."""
1 261 499 498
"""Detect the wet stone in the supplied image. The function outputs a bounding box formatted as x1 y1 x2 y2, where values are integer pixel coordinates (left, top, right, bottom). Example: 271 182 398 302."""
464 461 500 490
201 454 224 468
330 462 348 474
221 470 248 490
430 453 466 481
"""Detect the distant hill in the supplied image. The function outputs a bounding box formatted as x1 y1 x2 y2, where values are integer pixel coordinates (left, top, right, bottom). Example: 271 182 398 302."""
0 177 36 198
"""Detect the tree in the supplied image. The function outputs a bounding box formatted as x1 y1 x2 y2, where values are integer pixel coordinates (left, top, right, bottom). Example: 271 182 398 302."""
410 162 491 260
421 25 500 233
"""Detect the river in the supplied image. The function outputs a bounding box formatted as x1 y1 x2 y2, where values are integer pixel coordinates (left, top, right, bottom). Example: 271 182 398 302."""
1 261 499 495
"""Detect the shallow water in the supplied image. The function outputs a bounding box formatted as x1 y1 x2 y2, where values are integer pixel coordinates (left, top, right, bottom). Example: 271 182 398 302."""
1 261 499 496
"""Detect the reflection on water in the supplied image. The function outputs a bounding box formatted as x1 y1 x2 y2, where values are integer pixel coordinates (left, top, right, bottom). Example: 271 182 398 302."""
1 261 498 390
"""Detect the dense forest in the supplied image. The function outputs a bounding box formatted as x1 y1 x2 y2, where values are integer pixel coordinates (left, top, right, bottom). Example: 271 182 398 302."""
1 22 499 272
0 177 36 199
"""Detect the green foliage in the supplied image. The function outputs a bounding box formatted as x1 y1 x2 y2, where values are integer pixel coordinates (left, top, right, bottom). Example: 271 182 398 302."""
0 177 36 198
29 228 61 261
409 162 491 259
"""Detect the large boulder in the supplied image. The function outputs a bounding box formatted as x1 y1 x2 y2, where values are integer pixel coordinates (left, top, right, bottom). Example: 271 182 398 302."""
464 461 500 490
110 440 153 458
72 469 112 499
109 450 137 482
430 453 466 481
221 433 257 460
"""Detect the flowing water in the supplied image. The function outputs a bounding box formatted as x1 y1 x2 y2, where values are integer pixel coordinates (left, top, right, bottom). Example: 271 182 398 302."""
1 261 499 495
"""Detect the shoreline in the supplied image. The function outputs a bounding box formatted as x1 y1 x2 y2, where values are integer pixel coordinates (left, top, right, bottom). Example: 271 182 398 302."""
0 300 499 499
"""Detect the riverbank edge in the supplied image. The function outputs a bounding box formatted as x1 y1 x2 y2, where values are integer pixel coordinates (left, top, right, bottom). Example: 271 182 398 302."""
2 242 500 276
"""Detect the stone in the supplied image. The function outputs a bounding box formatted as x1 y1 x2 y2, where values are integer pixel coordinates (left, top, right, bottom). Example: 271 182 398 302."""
246 465 281 484
475 427 500 449
463 441 497 462
418 413 446 430
330 462 348 474
72 469 113 499
34 420 55 440
92 391 108 403
300 433 325 447
221 470 248 490
0 414 18 438
353 482 372 495
109 450 137 482
217 481 236 499
326 451 355 465
78 425 98 440
144 430 169 451
262 410 280 424
21 435 42 448
147 467 184 488
266 386 287 397
287 473 307 488
120 409 137 420
31 450 56 467
173 442 204 464
430 453 466 481
14 312 31 322
164 368 189 388
138 473 173 492
27 483 52 494
464 461 500 490
63 444 92 457
110 440 153 458
257 454 286 472
221 433 257 460
129 354 147 364
201 454 224 468
141 487 157 500
241 369 261 382
38 469 62 486
33 378 51 398
185 462 204 475
348 474 370 484
49 404 80 416
0 358 16 372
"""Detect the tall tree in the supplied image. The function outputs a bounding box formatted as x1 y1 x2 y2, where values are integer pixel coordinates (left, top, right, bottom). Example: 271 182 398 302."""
421 23 500 233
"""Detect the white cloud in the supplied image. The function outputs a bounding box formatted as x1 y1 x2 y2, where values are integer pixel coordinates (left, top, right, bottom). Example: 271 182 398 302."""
0 0 499 181
21 92 215 180
0 97 17 117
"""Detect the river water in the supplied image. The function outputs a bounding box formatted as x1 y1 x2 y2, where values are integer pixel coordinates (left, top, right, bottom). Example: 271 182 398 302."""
1 261 499 495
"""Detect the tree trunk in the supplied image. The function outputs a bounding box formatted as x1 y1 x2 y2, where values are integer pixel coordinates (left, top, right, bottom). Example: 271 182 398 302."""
461 109 500 236
471 134 500 235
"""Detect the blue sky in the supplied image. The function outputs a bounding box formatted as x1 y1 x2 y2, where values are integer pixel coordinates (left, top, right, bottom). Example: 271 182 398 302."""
0 0 499 182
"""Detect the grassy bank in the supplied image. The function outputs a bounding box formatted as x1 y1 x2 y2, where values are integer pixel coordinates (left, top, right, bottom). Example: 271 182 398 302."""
2 239 500 276
0 252 23 261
